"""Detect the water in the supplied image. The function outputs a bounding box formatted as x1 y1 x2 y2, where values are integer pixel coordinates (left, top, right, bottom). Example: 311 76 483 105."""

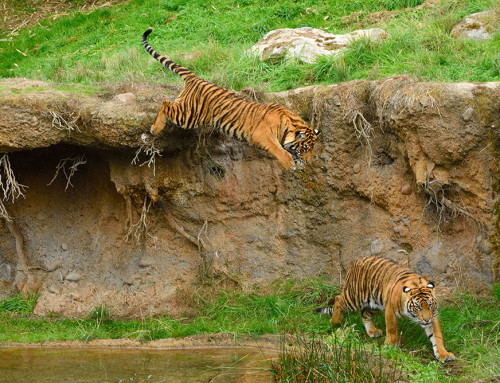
0 347 273 382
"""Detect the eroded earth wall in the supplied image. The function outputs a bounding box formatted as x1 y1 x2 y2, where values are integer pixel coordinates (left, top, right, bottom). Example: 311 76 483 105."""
0 77 498 317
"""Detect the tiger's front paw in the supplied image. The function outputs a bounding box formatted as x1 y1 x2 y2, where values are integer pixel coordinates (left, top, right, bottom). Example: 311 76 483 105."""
368 328 383 338
278 152 296 171
437 351 455 362
141 133 151 144
385 336 401 346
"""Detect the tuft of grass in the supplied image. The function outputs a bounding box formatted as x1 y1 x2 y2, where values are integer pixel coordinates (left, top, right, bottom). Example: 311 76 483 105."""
0 292 38 315
272 330 404 382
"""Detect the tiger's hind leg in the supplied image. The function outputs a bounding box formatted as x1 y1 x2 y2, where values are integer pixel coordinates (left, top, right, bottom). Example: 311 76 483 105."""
361 309 383 338
151 100 183 135
330 294 346 326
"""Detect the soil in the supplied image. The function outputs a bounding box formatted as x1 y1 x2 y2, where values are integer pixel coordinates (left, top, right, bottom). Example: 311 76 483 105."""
0 76 498 317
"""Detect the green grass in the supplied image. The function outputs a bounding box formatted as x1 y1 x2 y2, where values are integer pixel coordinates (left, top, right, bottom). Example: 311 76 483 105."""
0 292 39 315
0 0 498 91
1 281 498 382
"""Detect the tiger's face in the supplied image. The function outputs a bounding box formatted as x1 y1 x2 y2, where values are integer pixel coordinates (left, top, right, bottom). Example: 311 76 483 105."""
403 282 437 326
281 123 320 165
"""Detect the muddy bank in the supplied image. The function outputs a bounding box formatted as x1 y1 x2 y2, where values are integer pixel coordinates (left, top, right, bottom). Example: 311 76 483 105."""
0 333 280 351
0 77 498 317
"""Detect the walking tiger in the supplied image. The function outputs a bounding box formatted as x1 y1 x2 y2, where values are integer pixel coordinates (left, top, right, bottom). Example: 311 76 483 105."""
317 256 455 362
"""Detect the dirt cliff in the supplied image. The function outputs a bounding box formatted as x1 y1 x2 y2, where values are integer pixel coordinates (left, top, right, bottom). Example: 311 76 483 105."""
0 77 498 317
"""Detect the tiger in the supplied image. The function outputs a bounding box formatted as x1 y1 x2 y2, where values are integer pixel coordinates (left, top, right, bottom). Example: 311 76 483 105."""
316 256 455 362
141 28 319 170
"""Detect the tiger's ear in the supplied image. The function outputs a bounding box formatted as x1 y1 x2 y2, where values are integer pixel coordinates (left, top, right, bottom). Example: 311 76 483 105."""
427 282 435 289
403 286 411 293
313 129 320 135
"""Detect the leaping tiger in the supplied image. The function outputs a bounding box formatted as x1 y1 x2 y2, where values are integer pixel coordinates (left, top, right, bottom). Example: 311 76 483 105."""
317 256 455 362
141 28 319 170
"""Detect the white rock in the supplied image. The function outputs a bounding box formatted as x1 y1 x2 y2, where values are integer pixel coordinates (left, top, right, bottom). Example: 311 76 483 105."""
248 27 388 64
112 92 137 104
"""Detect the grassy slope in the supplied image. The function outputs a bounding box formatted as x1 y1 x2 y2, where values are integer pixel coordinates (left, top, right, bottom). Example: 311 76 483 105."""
1 281 499 382
0 0 498 91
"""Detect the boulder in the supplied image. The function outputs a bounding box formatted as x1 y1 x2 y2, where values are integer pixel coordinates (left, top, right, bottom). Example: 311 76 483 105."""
451 10 497 41
248 27 388 63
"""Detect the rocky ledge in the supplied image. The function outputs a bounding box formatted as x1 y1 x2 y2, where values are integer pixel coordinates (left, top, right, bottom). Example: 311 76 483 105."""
0 76 498 316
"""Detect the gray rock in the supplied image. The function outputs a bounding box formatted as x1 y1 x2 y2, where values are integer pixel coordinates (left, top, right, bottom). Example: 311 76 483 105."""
451 11 495 41
462 107 474 122
370 239 385 256
65 272 82 282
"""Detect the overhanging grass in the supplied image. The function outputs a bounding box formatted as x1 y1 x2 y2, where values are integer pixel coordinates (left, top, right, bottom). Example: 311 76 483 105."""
0 0 498 90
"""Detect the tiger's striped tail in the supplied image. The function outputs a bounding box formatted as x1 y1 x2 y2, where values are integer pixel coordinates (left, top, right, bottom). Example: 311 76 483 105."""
142 28 194 81
315 307 334 315
316 296 335 315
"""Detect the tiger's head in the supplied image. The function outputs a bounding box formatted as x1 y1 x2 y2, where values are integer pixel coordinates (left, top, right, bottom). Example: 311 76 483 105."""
280 115 320 165
403 281 437 326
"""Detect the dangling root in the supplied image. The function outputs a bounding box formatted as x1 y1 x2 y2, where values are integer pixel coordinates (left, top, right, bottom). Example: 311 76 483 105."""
125 195 157 245
132 139 161 176
0 154 28 203
149 194 210 250
48 153 87 191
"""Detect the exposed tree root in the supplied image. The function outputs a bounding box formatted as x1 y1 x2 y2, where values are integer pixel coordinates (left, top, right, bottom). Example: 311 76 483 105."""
125 195 157 245
123 193 134 232
0 154 28 203
48 153 87 191
412 179 488 239
45 110 80 133
149 194 240 285
132 137 161 176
